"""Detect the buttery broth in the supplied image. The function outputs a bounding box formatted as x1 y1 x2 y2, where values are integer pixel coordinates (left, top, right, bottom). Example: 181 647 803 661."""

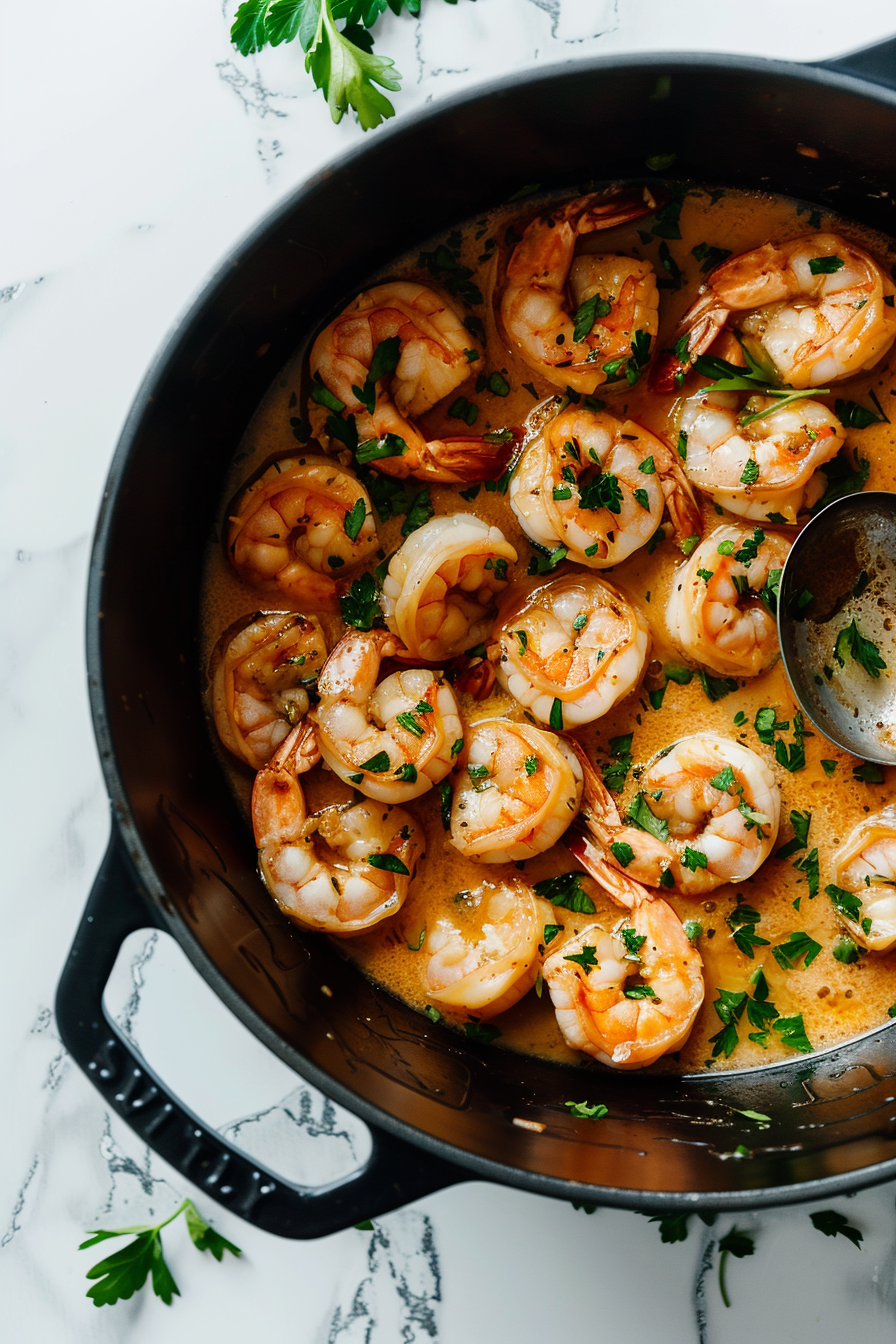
201 183 896 1074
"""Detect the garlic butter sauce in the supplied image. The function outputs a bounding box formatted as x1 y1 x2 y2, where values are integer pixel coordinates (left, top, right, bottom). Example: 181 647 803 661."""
201 184 896 1074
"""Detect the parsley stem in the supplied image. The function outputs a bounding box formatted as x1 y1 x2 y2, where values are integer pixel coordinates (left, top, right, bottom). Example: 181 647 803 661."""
738 387 829 426
719 1246 733 1309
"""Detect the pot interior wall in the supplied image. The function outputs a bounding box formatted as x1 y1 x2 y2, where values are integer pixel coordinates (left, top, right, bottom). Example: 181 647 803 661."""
93 56 896 1201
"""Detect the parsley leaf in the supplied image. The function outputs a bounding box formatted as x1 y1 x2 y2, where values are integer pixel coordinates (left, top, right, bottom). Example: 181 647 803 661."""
826 883 863 923
709 988 747 1058
339 573 383 630
611 841 635 867
833 618 887 679
772 930 822 970
572 294 612 342
627 792 670 843
775 809 811 860
773 1013 813 1053
699 670 739 702
463 1020 500 1045
727 904 769 958
533 872 596 915
579 471 623 514
809 1209 863 1248
564 1100 608 1119
564 946 599 971
811 451 870 513
81 1198 240 1308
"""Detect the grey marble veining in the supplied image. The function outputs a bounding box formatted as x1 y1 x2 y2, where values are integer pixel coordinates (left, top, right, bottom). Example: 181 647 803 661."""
5 1 896 1339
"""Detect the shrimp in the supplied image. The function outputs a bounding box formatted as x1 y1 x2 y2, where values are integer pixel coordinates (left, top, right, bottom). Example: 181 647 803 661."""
508 404 702 567
636 733 781 895
493 572 650 727
382 514 517 661
499 189 661 392
449 718 583 863
666 523 791 677
252 721 423 935
544 749 704 1067
309 281 514 484
830 804 896 952
211 612 328 769
542 899 705 1069
310 628 463 803
227 455 379 609
652 232 896 392
679 390 845 524
424 880 546 1020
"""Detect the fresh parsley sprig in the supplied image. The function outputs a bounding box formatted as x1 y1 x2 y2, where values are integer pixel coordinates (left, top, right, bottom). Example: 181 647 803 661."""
231 0 466 130
80 1199 241 1308
694 347 829 426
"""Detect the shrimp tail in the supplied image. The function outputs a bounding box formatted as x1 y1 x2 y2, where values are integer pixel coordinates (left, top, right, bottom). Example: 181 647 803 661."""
449 642 499 700
660 454 704 544
564 736 674 897
572 184 670 234
251 721 319 847
373 432 519 484
649 292 731 392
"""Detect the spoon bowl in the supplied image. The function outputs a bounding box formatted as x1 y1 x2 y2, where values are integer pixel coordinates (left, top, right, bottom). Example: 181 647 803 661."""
777 490 896 765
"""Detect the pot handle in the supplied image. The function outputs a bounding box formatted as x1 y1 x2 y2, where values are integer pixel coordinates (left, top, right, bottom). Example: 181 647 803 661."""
815 35 896 91
55 826 466 1238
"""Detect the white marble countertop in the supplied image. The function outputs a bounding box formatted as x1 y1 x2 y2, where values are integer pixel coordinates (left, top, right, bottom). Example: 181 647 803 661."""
5 1 896 1338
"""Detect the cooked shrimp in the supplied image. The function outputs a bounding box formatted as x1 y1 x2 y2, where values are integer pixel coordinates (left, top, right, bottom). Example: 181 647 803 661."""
211 612 328 769
636 733 781 895
679 390 845 524
500 189 660 392
449 719 583 863
545 752 704 1067
564 738 676 895
424 880 545 1020
509 404 702 566
542 899 705 1068
653 232 896 391
227 455 379 609
309 281 513 483
382 514 517 661
666 523 791 677
310 628 463 803
493 572 650 727
831 804 896 952
252 722 422 935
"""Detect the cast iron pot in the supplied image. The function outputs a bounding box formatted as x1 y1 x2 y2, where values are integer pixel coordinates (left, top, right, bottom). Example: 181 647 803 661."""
57 38 896 1238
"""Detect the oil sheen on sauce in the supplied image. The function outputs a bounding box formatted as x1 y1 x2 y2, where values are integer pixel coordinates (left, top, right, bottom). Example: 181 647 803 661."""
200 184 896 1075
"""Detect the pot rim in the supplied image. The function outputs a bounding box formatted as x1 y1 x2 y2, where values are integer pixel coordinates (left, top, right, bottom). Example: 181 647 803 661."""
85 45 896 1212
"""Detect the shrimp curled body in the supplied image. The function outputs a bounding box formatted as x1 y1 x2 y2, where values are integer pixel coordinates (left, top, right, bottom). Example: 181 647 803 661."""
382 514 517 661
509 405 702 567
252 723 423 935
500 190 660 393
450 719 583 863
654 232 896 391
666 523 791 677
494 573 650 727
424 880 546 1020
311 629 463 803
637 733 781 895
831 805 896 952
309 282 512 483
228 455 378 609
680 391 846 524
211 612 328 769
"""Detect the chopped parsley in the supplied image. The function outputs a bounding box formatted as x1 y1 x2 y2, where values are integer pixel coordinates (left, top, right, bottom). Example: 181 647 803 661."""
809 1210 863 1248
808 255 845 274
775 809 811 860
727 904 769 958
700 670 739 702
339 573 383 630
772 930 822 970
564 1100 608 1119
579 471 623 514
367 853 409 875
533 872 596 915
833 619 887 679
611 841 635 868
524 755 539 776
564 946 599 971
572 294 612 342
627 792 670 843
463 1021 500 1045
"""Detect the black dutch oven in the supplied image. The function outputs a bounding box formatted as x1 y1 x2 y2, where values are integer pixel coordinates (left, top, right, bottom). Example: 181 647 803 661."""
57 38 896 1238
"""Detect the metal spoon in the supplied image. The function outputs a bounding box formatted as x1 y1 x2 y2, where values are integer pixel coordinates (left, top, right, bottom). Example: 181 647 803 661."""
777 491 896 765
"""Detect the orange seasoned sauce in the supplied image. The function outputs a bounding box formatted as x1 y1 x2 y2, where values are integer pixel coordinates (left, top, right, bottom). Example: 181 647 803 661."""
201 184 896 1074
